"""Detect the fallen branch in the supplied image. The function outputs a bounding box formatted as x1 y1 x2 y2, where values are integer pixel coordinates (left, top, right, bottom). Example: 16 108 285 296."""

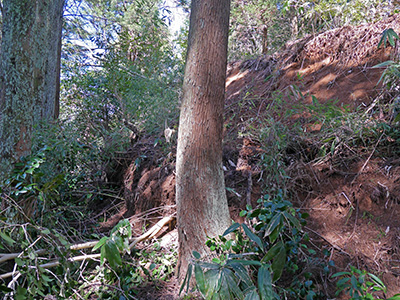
0 254 102 280
1 216 175 263
129 215 174 249
0 249 46 264
0 216 175 280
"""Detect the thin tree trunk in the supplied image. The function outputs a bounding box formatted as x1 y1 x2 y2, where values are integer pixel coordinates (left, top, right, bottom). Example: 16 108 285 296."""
262 25 268 54
176 0 231 279
0 0 64 180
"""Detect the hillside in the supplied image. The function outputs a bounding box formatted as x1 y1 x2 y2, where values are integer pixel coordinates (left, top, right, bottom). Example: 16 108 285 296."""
103 14 400 299
223 14 400 297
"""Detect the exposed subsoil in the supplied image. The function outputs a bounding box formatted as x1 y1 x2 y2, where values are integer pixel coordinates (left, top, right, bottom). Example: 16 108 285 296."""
101 14 400 299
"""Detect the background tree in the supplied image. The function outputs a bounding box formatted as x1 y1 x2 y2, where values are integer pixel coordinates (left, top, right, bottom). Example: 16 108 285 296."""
175 0 232 278
58 0 183 208
229 0 289 59
228 0 399 59
0 0 65 180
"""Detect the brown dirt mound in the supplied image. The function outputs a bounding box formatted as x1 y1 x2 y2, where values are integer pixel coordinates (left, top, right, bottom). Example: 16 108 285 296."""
225 14 400 118
223 15 400 298
296 156 400 297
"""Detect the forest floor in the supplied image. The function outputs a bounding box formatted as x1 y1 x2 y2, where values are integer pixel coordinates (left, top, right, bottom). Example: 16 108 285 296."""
98 14 400 299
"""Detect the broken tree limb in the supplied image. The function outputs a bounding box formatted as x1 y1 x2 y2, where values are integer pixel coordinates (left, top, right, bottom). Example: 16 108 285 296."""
129 216 175 249
0 216 175 280
0 216 176 264
0 249 46 264
0 253 102 280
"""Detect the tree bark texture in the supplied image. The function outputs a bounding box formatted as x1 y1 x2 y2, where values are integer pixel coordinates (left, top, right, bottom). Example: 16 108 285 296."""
176 0 231 279
0 0 64 180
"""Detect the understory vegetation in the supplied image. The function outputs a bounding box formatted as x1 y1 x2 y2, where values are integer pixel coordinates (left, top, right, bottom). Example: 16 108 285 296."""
3 0 400 299
3 75 400 299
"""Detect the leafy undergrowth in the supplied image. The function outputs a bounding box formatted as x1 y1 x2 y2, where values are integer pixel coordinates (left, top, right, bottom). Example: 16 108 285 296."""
3 15 400 300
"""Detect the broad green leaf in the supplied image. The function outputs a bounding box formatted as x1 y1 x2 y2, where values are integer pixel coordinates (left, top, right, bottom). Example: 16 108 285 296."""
193 250 201 259
228 262 254 288
223 222 241 236
332 271 351 278
111 219 131 236
15 286 27 300
179 263 193 295
222 268 243 299
388 29 399 46
258 265 273 300
215 269 224 294
264 213 282 237
210 293 221 300
271 246 286 282
104 240 122 268
218 276 230 300
261 241 284 263
212 257 221 264
368 273 385 289
336 277 350 286
15 257 24 267
387 294 400 300
389 32 395 47
226 259 262 267
198 261 221 269
195 264 207 295
41 274 52 282
350 274 358 289
378 28 400 48
244 287 260 300
306 291 316 300
92 236 108 252
0 232 16 246
268 222 283 244
41 229 51 235
378 29 389 48
113 235 124 251
204 269 220 299
242 223 263 251
283 211 301 230
378 36 384 48
186 263 193 293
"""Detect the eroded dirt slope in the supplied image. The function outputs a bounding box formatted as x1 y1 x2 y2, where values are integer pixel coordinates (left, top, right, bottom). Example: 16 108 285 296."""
106 14 400 299
223 14 400 297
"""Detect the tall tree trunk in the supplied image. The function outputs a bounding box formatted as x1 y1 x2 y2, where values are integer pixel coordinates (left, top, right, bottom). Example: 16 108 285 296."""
0 0 64 180
176 0 231 279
